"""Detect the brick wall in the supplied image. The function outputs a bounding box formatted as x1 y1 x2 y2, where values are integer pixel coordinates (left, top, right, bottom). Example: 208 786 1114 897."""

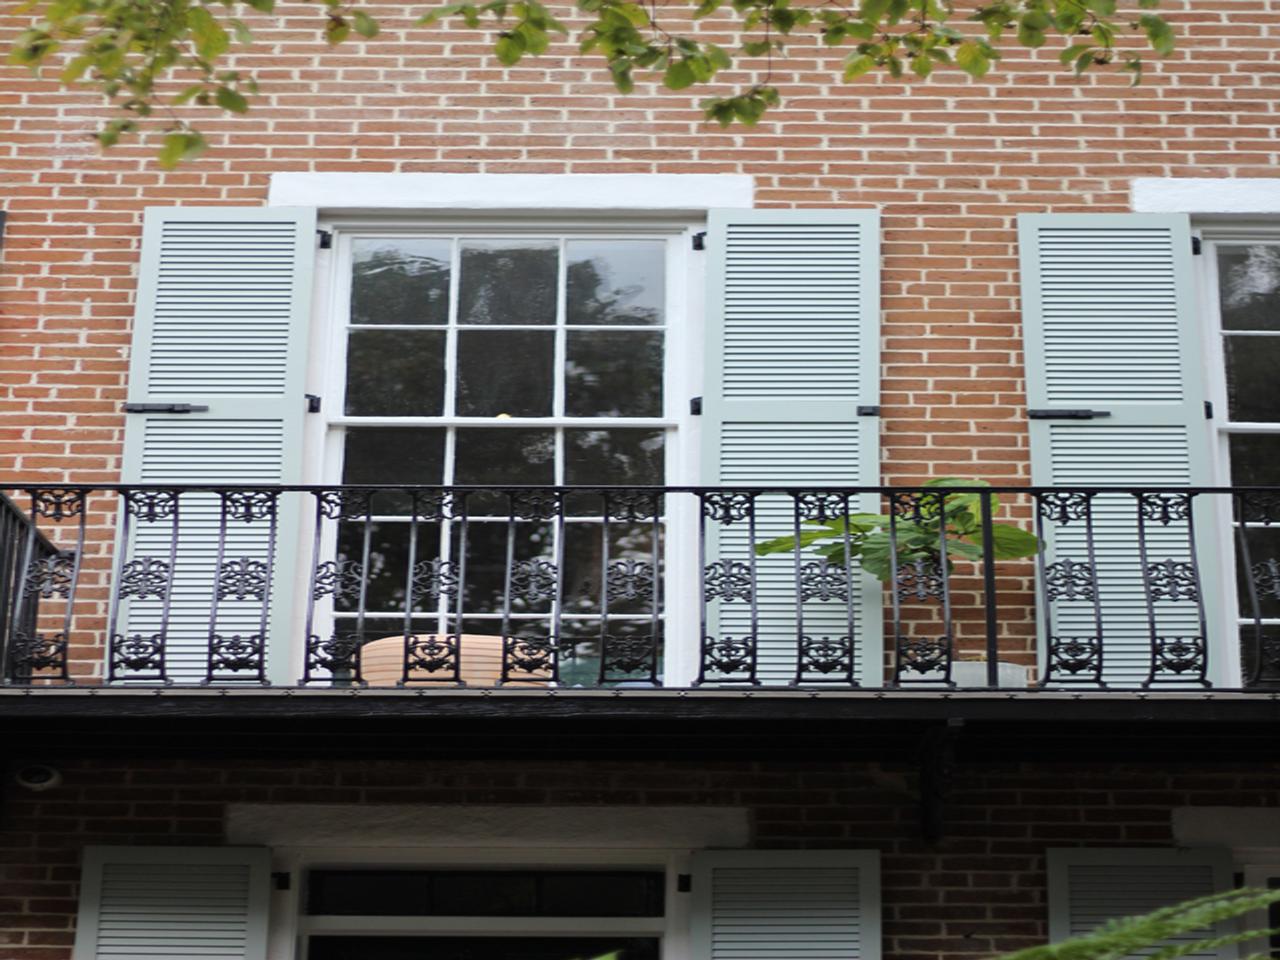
1 0 1277 484
0 756 1274 958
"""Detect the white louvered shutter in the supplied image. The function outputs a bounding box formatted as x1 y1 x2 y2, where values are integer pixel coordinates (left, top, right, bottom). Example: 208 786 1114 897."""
72 846 271 960
690 850 881 960
701 209 882 685
118 208 316 684
1047 848 1237 958
1018 214 1224 687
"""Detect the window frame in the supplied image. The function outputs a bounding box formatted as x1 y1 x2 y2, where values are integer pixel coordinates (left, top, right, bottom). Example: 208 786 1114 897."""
269 847 690 960
301 214 707 685
1196 224 1280 685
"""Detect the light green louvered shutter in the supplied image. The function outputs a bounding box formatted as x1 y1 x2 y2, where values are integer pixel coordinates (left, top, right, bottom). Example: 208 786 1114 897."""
1019 213 1224 688
701 209 882 686
1047 848 1237 958
73 846 271 960
690 850 881 960
117 207 316 685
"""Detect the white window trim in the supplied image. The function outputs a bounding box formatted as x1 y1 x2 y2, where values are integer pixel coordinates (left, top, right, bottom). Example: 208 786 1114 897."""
302 214 708 685
268 173 754 213
270 847 693 960
1194 223 1280 686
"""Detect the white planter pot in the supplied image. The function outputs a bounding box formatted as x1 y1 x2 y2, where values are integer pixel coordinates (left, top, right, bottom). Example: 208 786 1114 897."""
915 660 1030 688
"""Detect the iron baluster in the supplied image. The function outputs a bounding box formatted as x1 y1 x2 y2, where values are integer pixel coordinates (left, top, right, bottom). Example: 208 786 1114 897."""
399 490 419 687
1035 492 1104 687
597 492 611 685
935 490 954 686
980 490 999 688
1237 492 1266 686
302 491 329 684
452 494 469 685
499 493 517 684
791 493 805 685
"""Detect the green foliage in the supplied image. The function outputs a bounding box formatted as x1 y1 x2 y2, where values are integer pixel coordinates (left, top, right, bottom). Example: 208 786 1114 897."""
993 887 1280 960
8 0 1178 164
754 478 1038 582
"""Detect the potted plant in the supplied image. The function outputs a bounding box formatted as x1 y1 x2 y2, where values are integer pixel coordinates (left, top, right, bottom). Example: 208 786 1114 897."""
754 478 1040 686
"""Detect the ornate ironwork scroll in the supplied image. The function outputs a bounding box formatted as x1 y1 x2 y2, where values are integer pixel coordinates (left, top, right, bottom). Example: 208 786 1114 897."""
1035 491 1104 687
1136 492 1209 687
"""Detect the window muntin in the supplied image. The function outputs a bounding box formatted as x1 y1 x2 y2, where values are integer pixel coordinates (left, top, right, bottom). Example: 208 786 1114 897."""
330 233 671 679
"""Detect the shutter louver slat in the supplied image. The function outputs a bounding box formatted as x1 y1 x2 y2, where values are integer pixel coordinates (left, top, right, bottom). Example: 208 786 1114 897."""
692 851 880 960
1018 214 1224 688
702 209 882 687
1047 849 1236 959
73 848 270 960
118 207 315 685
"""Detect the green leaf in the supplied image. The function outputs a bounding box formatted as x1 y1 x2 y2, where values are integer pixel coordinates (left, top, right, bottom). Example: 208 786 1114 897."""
352 10 380 37
843 53 875 78
972 522 1040 560
1058 42 1092 65
1083 0 1115 15
495 32 524 63
955 40 990 76
157 130 206 169
664 59 695 89
1140 13 1175 55
214 85 248 112
324 16 351 44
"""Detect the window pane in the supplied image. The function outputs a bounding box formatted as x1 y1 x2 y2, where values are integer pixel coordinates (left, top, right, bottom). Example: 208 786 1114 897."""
456 521 554 613
1225 335 1280 422
344 329 445 416
351 238 451 326
342 428 446 514
567 240 665 326
457 330 554 417
459 240 558 325
334 522 442 613
565 330 663 417
1229 434 1280 486
565 429 665 486
1219 245 1280 332
562 523 660 616
1235 526 1280 620
307 870 664 917
454 429 555 486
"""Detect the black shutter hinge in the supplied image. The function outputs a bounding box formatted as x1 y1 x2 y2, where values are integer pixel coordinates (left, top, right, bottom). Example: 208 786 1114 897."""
690 397 702 415
1026 408 1112 420
1191 236 1202 255
677 873 692 892
857 405 880 416
306 394 322 413
272 871 292 891
1205 400 1214 419
122 403 209 414
691 232 706 251
317 229 333 249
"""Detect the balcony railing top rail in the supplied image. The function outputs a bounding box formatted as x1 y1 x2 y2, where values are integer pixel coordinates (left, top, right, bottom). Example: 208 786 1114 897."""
3 482 1280 693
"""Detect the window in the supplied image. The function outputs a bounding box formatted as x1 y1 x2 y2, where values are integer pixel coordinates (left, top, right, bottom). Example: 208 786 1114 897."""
1203 234 1280 682
320 227 687 683
301 868 666 960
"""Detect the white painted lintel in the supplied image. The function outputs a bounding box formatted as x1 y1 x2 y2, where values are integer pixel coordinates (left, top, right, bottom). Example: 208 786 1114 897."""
1133 178 1280 215
268 173 755 213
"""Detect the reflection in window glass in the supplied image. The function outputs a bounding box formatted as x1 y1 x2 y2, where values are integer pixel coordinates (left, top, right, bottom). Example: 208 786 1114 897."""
565 331 663 417
1218 245 1280 332
459 240 558 325
344 329 445 416
567 240 665 326
351 238 451 325
457 330 555 417
565 429 665 486
1224 336 1280 423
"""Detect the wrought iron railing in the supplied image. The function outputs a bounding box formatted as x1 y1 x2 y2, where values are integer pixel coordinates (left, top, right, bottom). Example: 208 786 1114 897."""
2 484 1279 691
